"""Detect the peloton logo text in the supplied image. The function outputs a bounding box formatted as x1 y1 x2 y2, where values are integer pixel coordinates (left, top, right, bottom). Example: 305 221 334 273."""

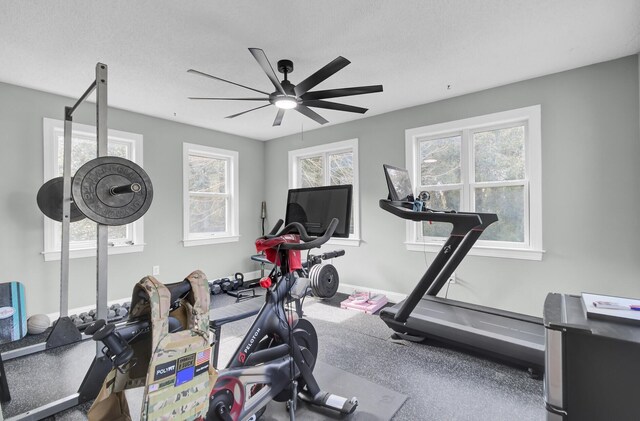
238 328 261 363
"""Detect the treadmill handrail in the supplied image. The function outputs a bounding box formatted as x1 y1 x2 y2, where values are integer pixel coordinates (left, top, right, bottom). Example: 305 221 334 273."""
379 198 498 323
379 199 485 236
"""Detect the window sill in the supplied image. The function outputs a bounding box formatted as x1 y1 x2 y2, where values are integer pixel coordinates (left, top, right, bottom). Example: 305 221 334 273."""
183 235 240 247
405 242 544 261
42 243 145 261
327 237 361 247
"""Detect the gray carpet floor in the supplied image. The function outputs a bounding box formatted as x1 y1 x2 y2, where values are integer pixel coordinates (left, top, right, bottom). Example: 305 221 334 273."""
213 293 544 421
1 292 545 420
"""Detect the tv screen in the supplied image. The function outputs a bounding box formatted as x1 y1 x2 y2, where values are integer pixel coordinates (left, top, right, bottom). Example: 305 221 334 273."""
383 164 414 201
285 185 352 238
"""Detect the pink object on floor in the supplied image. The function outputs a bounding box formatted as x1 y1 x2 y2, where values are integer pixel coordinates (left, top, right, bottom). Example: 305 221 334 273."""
341 292 388 315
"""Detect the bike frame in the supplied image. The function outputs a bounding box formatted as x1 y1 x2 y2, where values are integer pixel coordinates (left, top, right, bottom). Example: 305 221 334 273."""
89 217 356 421
212 252 321 419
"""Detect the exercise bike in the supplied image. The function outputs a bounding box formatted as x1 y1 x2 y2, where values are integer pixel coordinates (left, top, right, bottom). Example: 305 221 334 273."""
88 217 358 421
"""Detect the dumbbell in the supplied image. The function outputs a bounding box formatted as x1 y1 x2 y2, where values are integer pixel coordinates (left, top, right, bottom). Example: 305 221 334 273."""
210 279 223 295
74 312 93 324
220 278 232 292
222 273 245 292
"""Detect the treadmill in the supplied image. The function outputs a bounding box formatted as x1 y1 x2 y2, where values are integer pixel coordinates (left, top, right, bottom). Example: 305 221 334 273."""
379 164 545 374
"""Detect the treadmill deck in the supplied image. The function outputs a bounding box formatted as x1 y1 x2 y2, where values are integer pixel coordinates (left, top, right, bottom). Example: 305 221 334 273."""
380 297 545 371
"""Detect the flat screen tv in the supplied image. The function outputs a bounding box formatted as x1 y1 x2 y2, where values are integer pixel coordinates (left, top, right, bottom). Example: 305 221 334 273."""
285 185 352 238
383 164 414 201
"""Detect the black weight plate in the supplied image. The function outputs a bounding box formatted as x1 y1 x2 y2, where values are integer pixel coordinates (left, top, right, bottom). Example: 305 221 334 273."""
37 177 86 222
311 264 340 298
72 156 153 226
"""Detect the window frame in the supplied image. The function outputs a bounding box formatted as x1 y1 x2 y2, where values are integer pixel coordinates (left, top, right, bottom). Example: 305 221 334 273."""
182 143 239 247
42 118 145 261
405 105 543 260
288 138 360 246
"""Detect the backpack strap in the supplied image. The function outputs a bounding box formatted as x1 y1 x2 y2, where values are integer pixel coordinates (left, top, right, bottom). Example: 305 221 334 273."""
183 270 210 334
132 276 171 349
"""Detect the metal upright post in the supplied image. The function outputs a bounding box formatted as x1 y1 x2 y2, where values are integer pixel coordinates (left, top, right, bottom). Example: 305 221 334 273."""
44 107 82 349
61 108 73 317
95 63 108 349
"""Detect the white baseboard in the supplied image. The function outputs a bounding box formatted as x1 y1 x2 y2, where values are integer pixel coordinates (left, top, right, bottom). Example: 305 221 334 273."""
43 270 263 325
43 273 401 323
337 282 407 304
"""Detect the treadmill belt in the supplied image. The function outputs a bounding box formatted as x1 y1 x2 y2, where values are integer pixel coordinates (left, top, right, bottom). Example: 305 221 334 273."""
411 299 545 346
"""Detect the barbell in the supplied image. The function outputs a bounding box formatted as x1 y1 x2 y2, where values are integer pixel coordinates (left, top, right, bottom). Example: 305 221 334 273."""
37 156 153 226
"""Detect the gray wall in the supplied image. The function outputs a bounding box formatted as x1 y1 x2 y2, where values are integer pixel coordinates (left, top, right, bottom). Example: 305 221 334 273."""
264 55 640 317
2 55 638 318
0 82 264 315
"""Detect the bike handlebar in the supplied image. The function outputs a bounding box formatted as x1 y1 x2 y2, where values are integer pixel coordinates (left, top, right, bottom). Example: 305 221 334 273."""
264 218 339 250
268 219 284 235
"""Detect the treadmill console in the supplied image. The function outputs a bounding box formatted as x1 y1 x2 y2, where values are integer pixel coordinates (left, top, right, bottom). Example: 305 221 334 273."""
380 164 498 235
383 164 414 202
382 164 445 213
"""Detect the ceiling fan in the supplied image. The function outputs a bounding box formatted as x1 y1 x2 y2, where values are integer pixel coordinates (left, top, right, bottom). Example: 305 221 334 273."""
187 48 383 126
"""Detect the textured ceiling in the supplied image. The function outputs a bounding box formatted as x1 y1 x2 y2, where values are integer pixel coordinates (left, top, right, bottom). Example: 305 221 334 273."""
0 1 638 141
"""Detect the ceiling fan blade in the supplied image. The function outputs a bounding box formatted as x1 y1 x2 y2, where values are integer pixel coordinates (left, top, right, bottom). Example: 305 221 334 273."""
225 104 271 119
273 109 285 126
187 69 270 95
188 97 269 101
248 48 286 95
295 105 328 125
294 56 350 97
301 85 383 100
302 100 368 114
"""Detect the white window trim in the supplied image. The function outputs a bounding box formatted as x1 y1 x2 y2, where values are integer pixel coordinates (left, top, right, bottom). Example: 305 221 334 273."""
42 118 145 261
288 138 361 247
405 105 544 260
182 143 239 247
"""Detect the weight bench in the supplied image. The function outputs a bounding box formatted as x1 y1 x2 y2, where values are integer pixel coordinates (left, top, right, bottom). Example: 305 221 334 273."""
209 298 263 367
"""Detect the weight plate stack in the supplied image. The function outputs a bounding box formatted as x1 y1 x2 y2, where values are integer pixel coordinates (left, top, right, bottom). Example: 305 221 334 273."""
309 264 339 299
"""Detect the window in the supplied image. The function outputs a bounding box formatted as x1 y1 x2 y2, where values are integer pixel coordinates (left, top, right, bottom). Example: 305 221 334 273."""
288 138 360 246
405 105 543 260
183 143 239 246
42 118 145 261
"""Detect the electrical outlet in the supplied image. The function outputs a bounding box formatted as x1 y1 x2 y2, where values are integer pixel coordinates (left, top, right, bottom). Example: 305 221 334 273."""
152 265 160 275
448 272 456 284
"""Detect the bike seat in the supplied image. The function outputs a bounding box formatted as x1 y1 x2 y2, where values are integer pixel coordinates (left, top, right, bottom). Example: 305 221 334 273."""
250 254 271 264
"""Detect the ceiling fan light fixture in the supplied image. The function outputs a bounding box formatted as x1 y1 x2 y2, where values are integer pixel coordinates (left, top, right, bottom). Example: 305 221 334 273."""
274 96 297 109
188 48 383 126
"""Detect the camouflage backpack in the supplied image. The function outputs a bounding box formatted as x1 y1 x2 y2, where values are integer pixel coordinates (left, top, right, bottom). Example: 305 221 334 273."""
88 270 215 421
